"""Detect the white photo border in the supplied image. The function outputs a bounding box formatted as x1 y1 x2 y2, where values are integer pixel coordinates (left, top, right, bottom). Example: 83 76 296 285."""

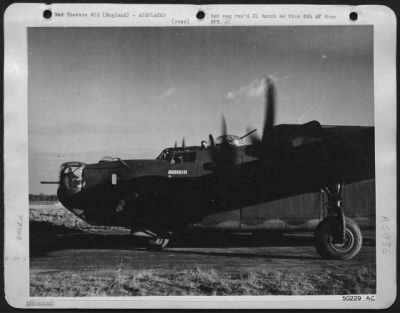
4 3 397 309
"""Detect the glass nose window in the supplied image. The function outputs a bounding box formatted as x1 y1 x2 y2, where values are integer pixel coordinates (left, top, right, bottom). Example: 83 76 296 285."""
60 163 85 191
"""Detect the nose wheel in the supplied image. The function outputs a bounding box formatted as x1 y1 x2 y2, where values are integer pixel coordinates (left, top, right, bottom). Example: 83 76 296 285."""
146 237 170 250
314 183 362 260
131 229 171 250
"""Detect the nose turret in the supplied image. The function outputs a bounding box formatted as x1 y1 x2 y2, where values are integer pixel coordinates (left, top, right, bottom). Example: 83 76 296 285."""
57 161 86 208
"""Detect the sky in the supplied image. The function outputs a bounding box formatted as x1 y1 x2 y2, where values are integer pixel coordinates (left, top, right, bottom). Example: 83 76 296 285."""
28 26 373 194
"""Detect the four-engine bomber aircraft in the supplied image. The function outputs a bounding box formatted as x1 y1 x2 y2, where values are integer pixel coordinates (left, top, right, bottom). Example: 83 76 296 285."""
42 78 375 260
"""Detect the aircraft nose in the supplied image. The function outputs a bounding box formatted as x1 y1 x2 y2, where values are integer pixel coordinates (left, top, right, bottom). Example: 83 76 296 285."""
57 162 86 206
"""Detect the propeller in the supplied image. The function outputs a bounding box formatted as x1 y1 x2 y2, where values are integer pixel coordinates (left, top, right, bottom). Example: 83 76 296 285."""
206 76 275 166
249 76 276 147
209 134 215 148
206 76 323 169
207 76 277 167
207 115 228 148
207 115 236 168
247 77 323 156
263 76 276 141
182 137 186 149
221 114 228 144
174 141 177 148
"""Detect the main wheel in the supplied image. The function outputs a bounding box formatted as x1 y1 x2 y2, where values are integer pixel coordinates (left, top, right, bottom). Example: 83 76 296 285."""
314 217 362 260
146 237 170 250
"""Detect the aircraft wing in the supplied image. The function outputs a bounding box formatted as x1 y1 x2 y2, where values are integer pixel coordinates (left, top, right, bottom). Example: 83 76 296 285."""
286 125 375 187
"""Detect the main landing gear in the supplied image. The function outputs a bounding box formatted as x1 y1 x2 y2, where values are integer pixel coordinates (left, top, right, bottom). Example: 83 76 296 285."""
314 183 362 260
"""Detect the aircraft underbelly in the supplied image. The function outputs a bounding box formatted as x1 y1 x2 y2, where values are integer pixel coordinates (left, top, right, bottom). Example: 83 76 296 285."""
192 178 375 231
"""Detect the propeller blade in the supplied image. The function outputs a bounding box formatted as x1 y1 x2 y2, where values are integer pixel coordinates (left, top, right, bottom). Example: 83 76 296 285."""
209 134 215 147
220 114 230 146
208 134 217 166
174 141 177 148
207 116 237 169
222 115 227 137
261 77 276 143
182 137 186 149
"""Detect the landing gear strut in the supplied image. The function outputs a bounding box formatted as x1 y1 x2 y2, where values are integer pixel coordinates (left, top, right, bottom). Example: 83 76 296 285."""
323 183 346 244
314 183 362 260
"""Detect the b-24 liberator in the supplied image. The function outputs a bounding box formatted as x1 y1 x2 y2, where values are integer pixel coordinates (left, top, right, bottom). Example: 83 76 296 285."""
42 78 374 260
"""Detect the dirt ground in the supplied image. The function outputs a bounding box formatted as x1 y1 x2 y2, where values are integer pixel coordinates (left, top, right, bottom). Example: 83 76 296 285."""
29 203 376 296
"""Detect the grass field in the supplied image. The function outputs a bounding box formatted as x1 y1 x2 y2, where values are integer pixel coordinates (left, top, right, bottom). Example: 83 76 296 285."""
30 265 376 296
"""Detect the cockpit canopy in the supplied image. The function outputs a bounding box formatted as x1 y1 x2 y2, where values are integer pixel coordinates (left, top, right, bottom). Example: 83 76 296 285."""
157 148 197 164
99 156 130 168
100 156 120 162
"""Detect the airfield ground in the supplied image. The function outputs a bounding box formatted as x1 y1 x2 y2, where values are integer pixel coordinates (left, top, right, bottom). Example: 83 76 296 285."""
30 202 376 296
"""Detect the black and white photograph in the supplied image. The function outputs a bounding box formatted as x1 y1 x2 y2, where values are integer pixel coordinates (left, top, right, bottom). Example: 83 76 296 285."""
3 3 396 309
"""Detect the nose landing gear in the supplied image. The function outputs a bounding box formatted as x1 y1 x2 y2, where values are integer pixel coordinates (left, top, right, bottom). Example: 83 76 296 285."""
147 237 170 250
314 183 362 260
131 229 171 251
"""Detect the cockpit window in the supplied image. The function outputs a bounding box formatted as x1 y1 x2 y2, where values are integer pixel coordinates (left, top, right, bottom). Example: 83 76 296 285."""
172 151 196 163
157 149 196 163
157 149 173 161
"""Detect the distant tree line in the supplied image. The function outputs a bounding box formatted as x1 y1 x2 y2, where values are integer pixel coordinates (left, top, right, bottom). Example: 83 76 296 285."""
29 194 58 201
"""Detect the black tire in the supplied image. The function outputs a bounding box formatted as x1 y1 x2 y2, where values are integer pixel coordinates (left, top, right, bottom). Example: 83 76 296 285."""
146 237 170 250
314 217 362 260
